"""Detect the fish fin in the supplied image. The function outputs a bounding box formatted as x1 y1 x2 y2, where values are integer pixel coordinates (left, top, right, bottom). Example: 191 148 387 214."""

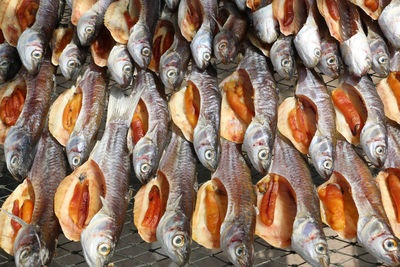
0 208 29 227
193 177 199 192
168 194 183 212
99 196 112 216
126 188 134 202
106 86 145 126
146 124 159 142
210 14 223 32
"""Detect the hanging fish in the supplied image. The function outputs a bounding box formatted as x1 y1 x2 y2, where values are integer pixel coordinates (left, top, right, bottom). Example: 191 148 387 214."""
156 126 197 266
4 50 55 181
17 0 59 74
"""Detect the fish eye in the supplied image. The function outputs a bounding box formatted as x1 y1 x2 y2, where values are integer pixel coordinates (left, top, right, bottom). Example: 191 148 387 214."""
378 56 388 64
31 50 42 59
97 242 111 256
85 26 94 34
281 58 290 67
19 247 30 262
327 57 336 66
172 234 185 248
204 149 214 161
141 47 151 57
375 145 385 156
0 60 8 68
315 243 327 255
234 244 246 258
123 64 132 74
218 42 227 50
258 149 269 160
323 159 332 170
314 49 321 57
383 238 398 252
140 163 150 174
10 155 19 167
167 69 176 78
67 60 76 68
203 52 211 61
72 155 81 166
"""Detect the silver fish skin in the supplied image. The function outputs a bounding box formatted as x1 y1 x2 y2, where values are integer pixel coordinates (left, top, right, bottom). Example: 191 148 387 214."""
156 126 197 266
132 69 169 184
214 2 248 64
166 0 180 10
190 0 217 69
234 0 247 10
241 44 278 174
66 62 107 170
334 140 400 265
383 122 400 169
59 31 88 80
81 88 144 267
271 135 329 267
159 10 190 90
390 48 400 72
13 129 66 267
295 64 336 179
270 34 295 79
317 27 341 78
362 14 390 77
77 0 117 46
338 0 372 77
0 43 21 84
107 44 134 88
294 0 322 68
4 52 55 181
251 4 278 44
191 65 221 172
17 0 59 74
217 139 256 267
378 0 400 49
127 0 160 69
341 73 387 167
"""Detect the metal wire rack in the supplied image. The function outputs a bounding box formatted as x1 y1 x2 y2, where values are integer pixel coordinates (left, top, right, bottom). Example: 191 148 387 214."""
0 1 392 266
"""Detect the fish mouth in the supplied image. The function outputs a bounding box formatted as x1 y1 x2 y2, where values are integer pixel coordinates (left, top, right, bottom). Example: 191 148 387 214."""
318 257 329 267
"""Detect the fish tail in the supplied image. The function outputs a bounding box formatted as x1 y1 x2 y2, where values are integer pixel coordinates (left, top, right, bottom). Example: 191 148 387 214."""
106 86 145 127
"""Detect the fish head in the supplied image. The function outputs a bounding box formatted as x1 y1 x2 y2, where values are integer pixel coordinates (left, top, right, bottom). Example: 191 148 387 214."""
59 44 83 80
81 213 117 267
308 135 334 179
220 220 254 267
318 52 341 78
291 216 330 267
372 50 390 77
77 10 99 46
252 5 278 44
193 123 220 172
358 216 400 265
17 29 46 74
127 25 152 69
213 31 237 64
132 138 158 183
156 211 191 266
340 33 372 77
271 42 294 79
108 45 133 88
190 28 212 70
243 121 273 174
14 225 49 267
293 25 322 68
66 134 89 170
360 122 387 167
0 44 21 83
159 53 184 90
4 128 35 181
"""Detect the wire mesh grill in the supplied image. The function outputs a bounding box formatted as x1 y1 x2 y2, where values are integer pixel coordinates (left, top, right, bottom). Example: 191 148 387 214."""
0 1 392 266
